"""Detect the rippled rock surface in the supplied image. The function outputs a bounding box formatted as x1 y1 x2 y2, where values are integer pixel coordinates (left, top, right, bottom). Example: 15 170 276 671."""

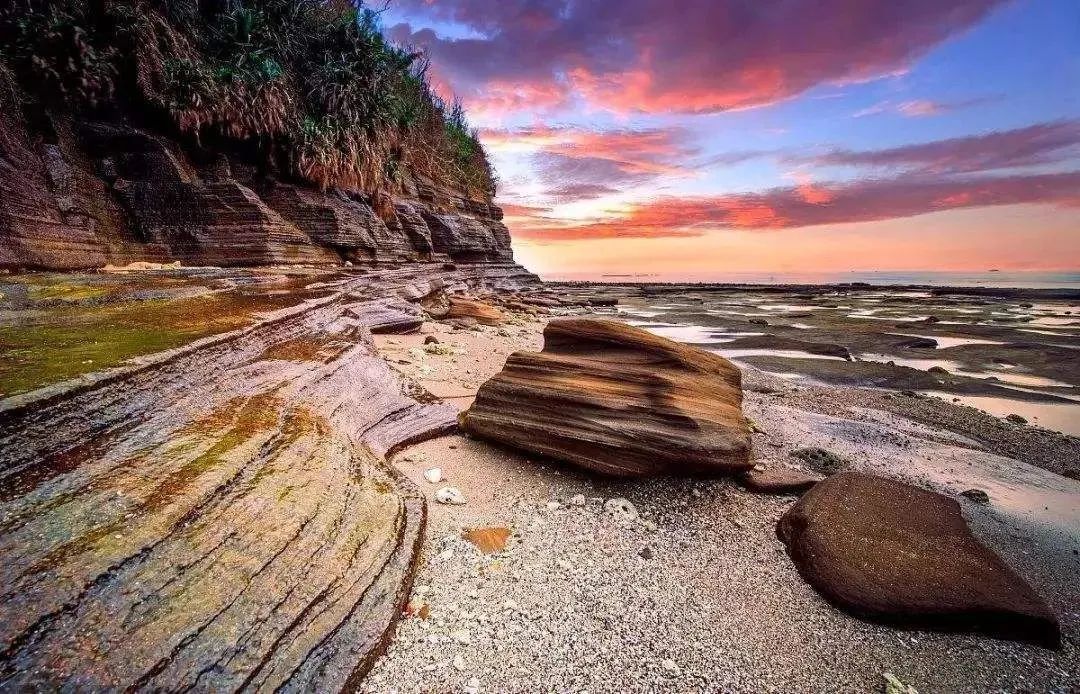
462 318 752 476
777 471 1060 647
0 263 538 690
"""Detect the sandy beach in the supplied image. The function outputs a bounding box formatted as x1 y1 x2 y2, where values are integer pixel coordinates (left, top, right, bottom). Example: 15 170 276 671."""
365 304 1079 693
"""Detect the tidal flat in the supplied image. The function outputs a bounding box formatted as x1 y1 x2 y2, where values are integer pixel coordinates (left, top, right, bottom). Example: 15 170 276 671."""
1 269 1077 693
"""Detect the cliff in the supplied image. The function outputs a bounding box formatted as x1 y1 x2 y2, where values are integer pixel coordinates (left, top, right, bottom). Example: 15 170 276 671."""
0 0 513 271
0 109 515 270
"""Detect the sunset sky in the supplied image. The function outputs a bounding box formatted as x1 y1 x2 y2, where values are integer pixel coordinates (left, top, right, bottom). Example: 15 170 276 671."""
384 0 1080 279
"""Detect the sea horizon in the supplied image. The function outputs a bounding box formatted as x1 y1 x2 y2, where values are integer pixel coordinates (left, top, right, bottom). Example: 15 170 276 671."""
540 269 1080 289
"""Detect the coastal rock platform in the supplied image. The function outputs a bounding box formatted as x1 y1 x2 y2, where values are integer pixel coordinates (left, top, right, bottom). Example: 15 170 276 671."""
0 263 538 690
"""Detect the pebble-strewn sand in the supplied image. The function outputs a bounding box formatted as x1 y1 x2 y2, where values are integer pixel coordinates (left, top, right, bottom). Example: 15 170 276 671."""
369 314 1079 694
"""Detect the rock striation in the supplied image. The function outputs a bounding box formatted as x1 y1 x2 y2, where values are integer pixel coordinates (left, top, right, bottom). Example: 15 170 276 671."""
461 318 752 476
777 472 1060 647
0 114 514 270
444 296 506 325
0 264 539 690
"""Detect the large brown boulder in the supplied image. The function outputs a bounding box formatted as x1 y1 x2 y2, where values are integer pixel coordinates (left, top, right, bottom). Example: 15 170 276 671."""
777 472 1060 647
461 318 752 476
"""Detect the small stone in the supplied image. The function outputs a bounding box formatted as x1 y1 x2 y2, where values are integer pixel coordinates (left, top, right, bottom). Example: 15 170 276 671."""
424 468 444 484
544 501 561 511
435 487 467 505
1006 413 1028 424
883 673 918 694
569 494 586 506
639 546 654 560
462 527 510 554
660 658 679 675
960 488 990 504
604 497 639 523
464 677 480 694
453 654 467 671
425 342 455 356
451 629 472 644
425 335 440 344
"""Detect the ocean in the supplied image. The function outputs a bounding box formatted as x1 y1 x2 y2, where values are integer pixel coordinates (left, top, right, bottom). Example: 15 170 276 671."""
545 270 1080 289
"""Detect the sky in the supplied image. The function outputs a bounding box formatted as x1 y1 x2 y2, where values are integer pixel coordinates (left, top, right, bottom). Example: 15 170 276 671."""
382 0 1080 280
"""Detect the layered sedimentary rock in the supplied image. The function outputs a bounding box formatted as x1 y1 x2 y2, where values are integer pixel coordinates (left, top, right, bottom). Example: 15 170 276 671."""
462 318 752 476
777 472 1060 647
444 296 506 325
0 264 539 690
0 108 107 269
0 114 514 269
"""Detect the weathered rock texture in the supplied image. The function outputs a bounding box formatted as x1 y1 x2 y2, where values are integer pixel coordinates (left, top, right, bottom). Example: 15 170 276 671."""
0 114 514 270
0 264 538 690
777 472 1060 647
462 318 752 476
444 296 506 325
738 467 822 495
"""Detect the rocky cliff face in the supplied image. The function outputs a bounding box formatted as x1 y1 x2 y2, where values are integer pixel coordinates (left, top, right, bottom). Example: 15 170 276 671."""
0 113 515 270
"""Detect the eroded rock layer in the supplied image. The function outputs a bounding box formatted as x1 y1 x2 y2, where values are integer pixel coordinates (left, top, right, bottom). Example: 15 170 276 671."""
0 263 538 690
777 472 1060 647
0 114 513 270
462 318 752 476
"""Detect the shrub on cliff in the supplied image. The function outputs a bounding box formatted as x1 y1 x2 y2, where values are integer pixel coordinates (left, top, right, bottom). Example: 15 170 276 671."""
0 0 495 197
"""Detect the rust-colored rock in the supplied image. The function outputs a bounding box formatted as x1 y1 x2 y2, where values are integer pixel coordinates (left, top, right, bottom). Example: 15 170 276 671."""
462 527 511 554
462 318 752 476
739 467 822 495
777 472 1060 647
446 297 505 325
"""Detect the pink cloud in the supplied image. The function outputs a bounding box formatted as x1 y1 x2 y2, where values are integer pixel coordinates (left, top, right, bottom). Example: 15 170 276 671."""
484 125 699 200
511 171 1080 240
799 120 1080 173
390 0 1006 115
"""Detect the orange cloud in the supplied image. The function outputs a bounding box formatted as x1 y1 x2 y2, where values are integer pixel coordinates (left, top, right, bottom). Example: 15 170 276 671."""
509 171 1080 241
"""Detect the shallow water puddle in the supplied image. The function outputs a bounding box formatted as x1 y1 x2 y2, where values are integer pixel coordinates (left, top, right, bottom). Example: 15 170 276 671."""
640 324 727 343
715 348 846 361
859 353 1074 389
921 391 1080 436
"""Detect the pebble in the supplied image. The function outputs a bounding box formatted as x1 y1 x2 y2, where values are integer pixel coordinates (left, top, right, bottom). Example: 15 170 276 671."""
424 468 444 484
435 487 467 505
604 497 639 523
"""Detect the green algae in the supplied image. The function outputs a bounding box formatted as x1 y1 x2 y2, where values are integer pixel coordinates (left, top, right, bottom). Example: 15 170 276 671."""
0 288 320 397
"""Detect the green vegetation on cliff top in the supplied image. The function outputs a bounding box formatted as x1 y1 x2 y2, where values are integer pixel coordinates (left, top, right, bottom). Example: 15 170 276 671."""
0 0 494 197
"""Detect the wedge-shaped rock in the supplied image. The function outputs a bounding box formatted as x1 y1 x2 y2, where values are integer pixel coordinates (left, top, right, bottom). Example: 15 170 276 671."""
462 318 752 476
446 297 505 325
777 472 1060 647
739 467 822 495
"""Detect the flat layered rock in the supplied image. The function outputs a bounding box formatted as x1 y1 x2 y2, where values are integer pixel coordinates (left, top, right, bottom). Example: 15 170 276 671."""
777 472 1060 647
446 297 505 325
738 467 822 494
462 318 752 476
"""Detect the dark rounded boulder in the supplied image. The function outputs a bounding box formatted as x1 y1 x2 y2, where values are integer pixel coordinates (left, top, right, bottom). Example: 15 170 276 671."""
776 472 1060 647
